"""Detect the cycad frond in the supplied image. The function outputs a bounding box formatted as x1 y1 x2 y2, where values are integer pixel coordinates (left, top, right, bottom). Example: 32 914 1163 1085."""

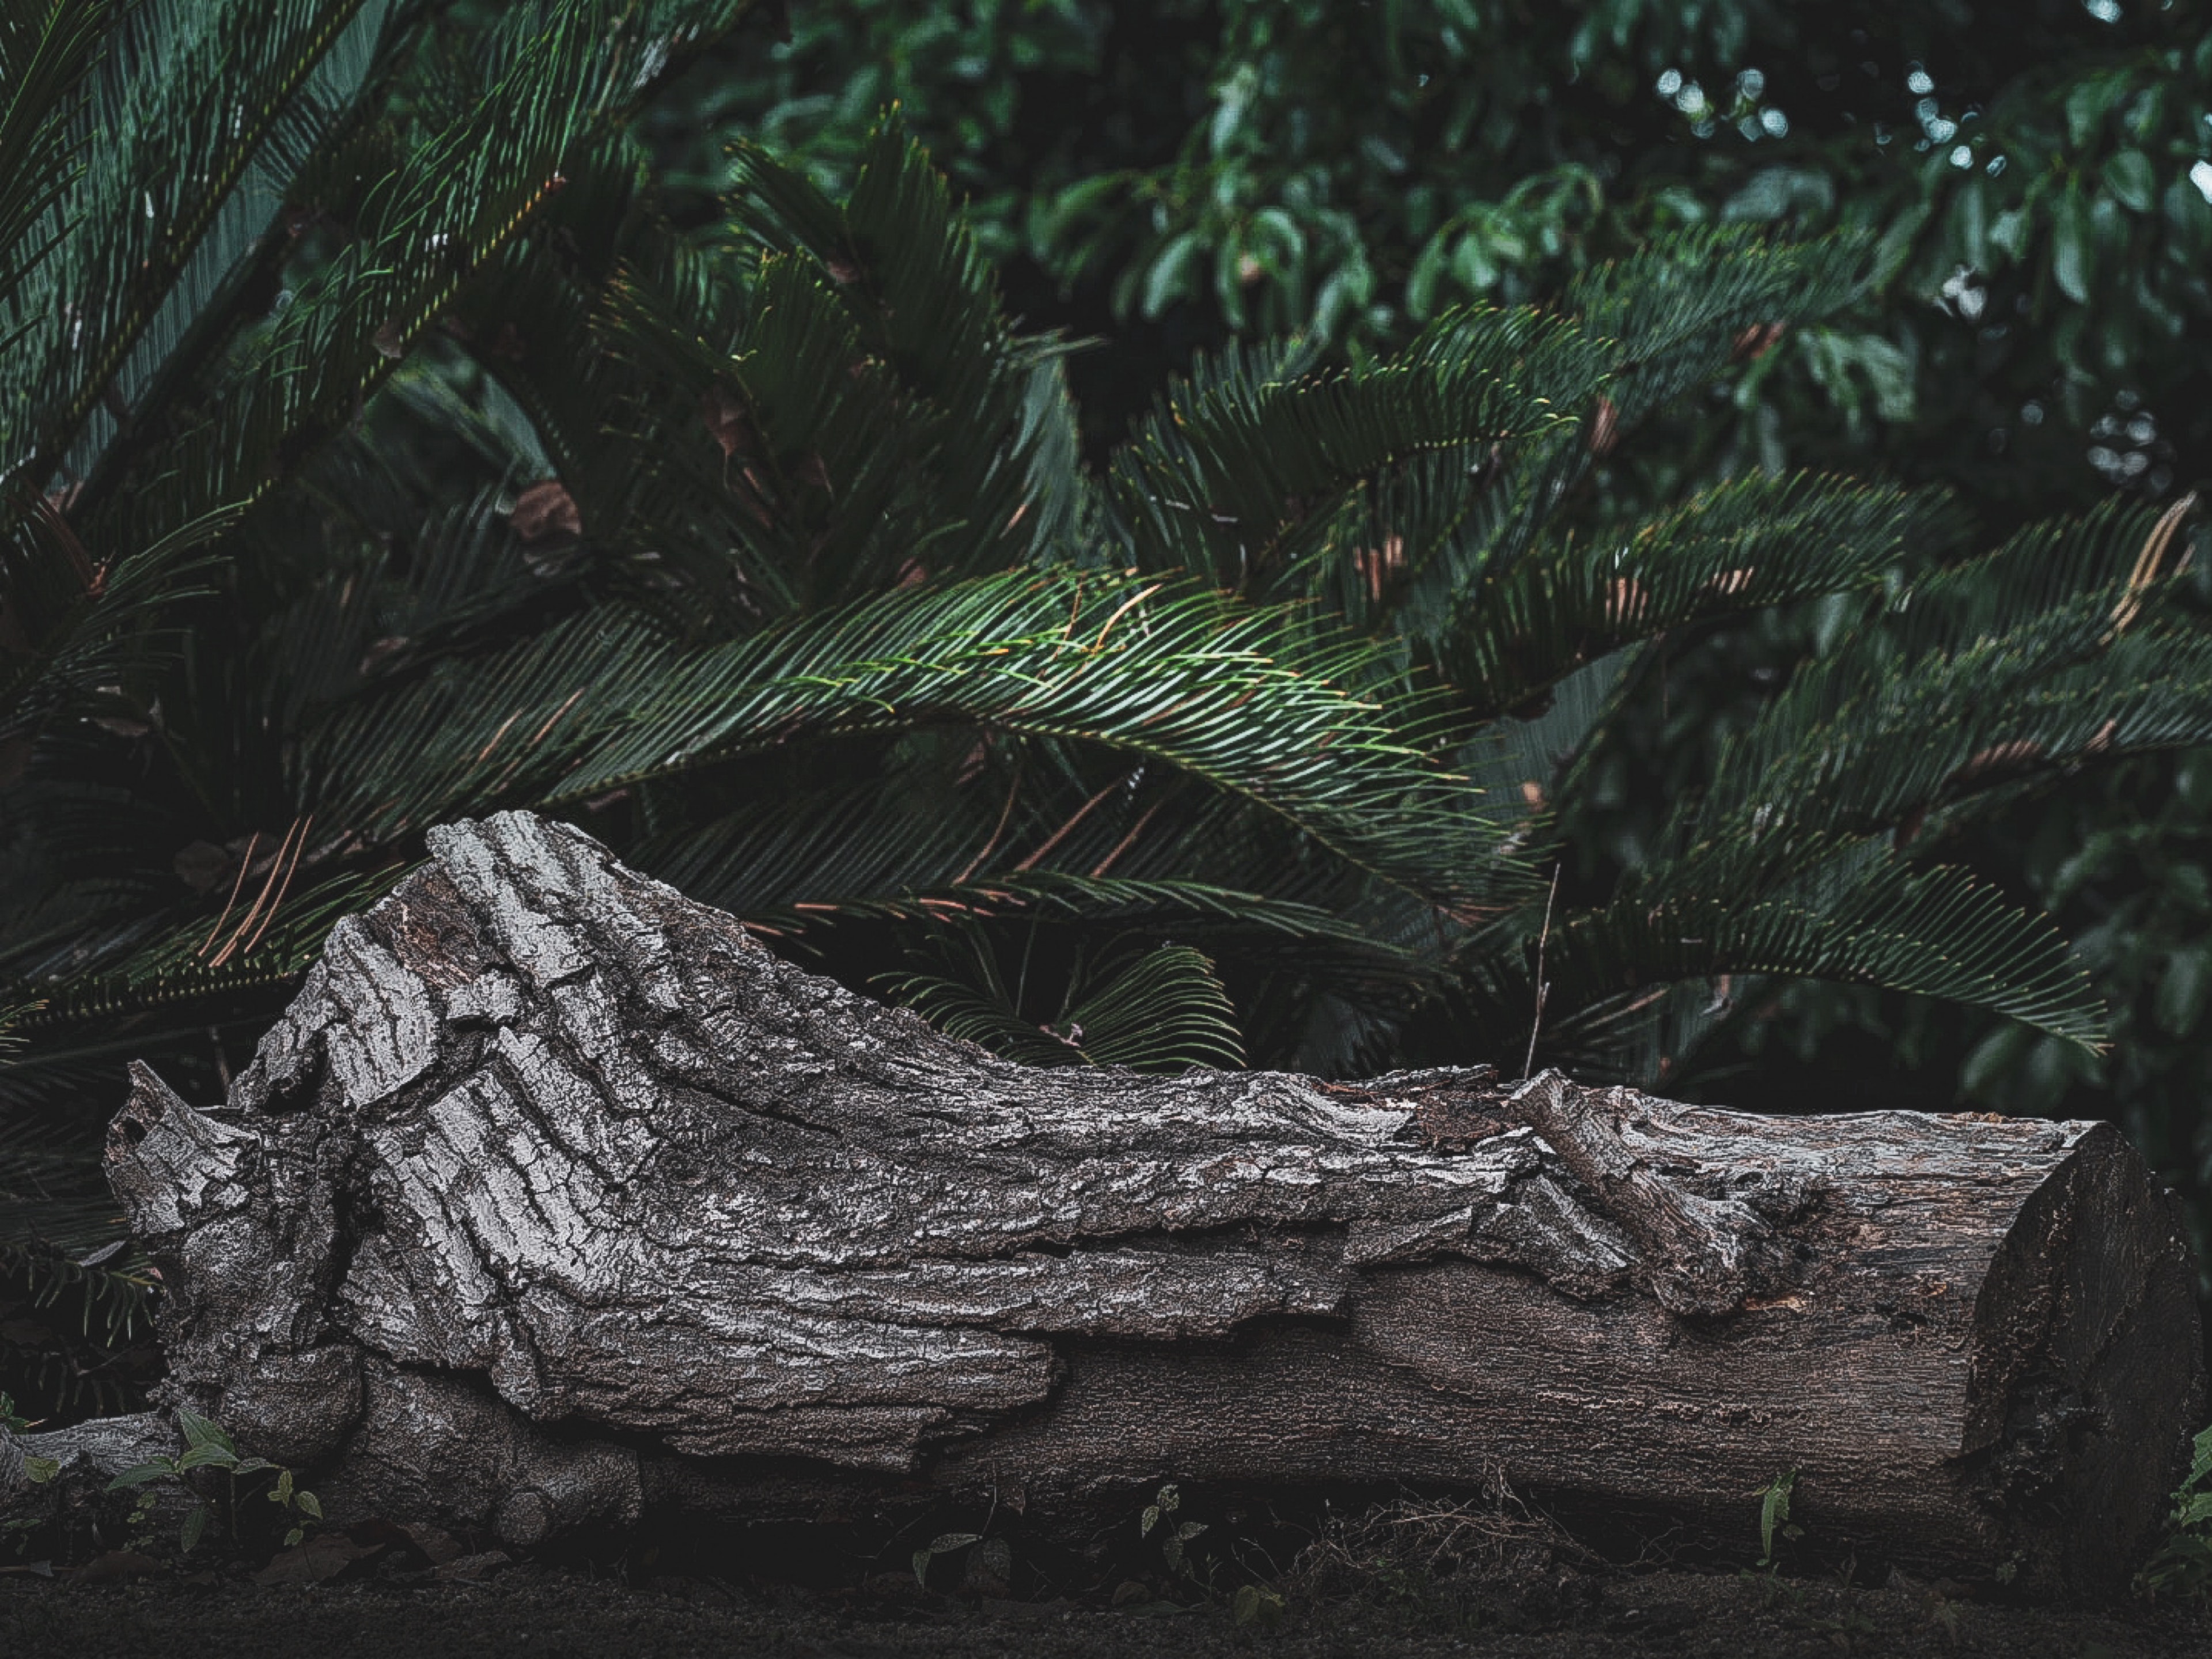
1463 834 2103 1055
883 927 1245 1072
1108 308 1598 597
1688 502 2209 849
1445 472 1923 719
303 570 1509 907
0 0 108 316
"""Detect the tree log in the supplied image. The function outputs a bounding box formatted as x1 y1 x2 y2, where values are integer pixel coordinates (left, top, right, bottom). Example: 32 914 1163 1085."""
9 812 2200 1593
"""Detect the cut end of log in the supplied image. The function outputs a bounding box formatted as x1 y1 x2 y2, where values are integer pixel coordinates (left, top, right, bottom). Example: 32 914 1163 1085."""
1961 1122 2205 1590
70 810 2205 1597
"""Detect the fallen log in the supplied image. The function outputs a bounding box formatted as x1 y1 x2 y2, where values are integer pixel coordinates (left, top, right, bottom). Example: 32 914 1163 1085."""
6 811 2200 1594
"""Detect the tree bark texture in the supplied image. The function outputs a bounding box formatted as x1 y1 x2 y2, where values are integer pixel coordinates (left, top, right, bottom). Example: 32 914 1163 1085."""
7 812 2200 1594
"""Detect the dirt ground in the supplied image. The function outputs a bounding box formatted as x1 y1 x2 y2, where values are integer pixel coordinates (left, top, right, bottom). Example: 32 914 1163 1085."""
6 1561 2210 1659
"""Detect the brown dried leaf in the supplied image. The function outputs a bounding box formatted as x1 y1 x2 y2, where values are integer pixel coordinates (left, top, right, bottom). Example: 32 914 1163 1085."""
509 480 581 545
699 384 757 459
1586 395 1619 458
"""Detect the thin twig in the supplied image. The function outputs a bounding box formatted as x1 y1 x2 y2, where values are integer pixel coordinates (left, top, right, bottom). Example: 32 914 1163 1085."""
1090 791 1168 878
953 755 1024 885
1521 863 1560 1081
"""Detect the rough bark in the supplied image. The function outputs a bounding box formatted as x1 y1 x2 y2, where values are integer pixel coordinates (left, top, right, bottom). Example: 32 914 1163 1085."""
5 812 2200 1594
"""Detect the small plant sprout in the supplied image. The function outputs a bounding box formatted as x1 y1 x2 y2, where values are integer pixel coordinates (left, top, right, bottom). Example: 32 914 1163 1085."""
911 1531 980 1589
1 1394 59 1486
2137 1423 2212 1599
1139 1482 1210 1581
1233 1582 1287 1630
1755 1468 1803 1570
103 1408 320 1554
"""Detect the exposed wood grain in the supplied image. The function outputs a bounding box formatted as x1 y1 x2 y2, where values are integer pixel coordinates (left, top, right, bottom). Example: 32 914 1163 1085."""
6 812 2198 1596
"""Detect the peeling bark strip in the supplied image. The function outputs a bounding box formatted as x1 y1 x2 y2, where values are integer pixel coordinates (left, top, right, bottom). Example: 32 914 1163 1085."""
44 813 2205 1592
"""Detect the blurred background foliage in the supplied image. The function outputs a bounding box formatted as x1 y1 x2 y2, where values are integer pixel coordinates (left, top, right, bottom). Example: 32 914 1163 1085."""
647 0 2212 1256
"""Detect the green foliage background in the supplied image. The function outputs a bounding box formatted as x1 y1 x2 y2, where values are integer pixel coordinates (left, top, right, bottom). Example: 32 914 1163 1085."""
647 0 2212 1251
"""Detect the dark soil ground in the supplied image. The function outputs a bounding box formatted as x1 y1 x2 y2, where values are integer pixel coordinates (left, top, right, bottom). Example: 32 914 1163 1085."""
7 1558 2210 1658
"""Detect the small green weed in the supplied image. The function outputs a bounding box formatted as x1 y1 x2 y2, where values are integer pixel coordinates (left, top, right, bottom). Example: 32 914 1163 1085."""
104 1408 321 1555
1140 1482 1210 1582
0 1393 59 1487
1754 1468 1802 1571
2136 1423 2212 1600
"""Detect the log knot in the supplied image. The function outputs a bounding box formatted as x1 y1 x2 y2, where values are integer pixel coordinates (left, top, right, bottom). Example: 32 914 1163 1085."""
1506 1071 1816 1317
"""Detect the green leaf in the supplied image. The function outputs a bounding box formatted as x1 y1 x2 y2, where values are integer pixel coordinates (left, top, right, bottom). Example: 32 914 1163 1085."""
294 1490 322 1520
180 1502 207 1553
1142 230 1201 319
1233 1583 1286 1630
175 1442 238 1471
105 1461 177 1490
175 1408 234 1457
2105 150 2156 213
1757 1468 1797 1564
22 1456 60 1484
2157 946 2211 1037
2052 185 2093 304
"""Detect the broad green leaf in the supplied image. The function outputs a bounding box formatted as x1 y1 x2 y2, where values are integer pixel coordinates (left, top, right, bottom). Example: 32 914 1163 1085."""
105 1461 176 1490
1142 230 1200 318
2052 184 2093 304
2105 150 2155 213
176 1408 234 1456
2157 946 2211 1036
